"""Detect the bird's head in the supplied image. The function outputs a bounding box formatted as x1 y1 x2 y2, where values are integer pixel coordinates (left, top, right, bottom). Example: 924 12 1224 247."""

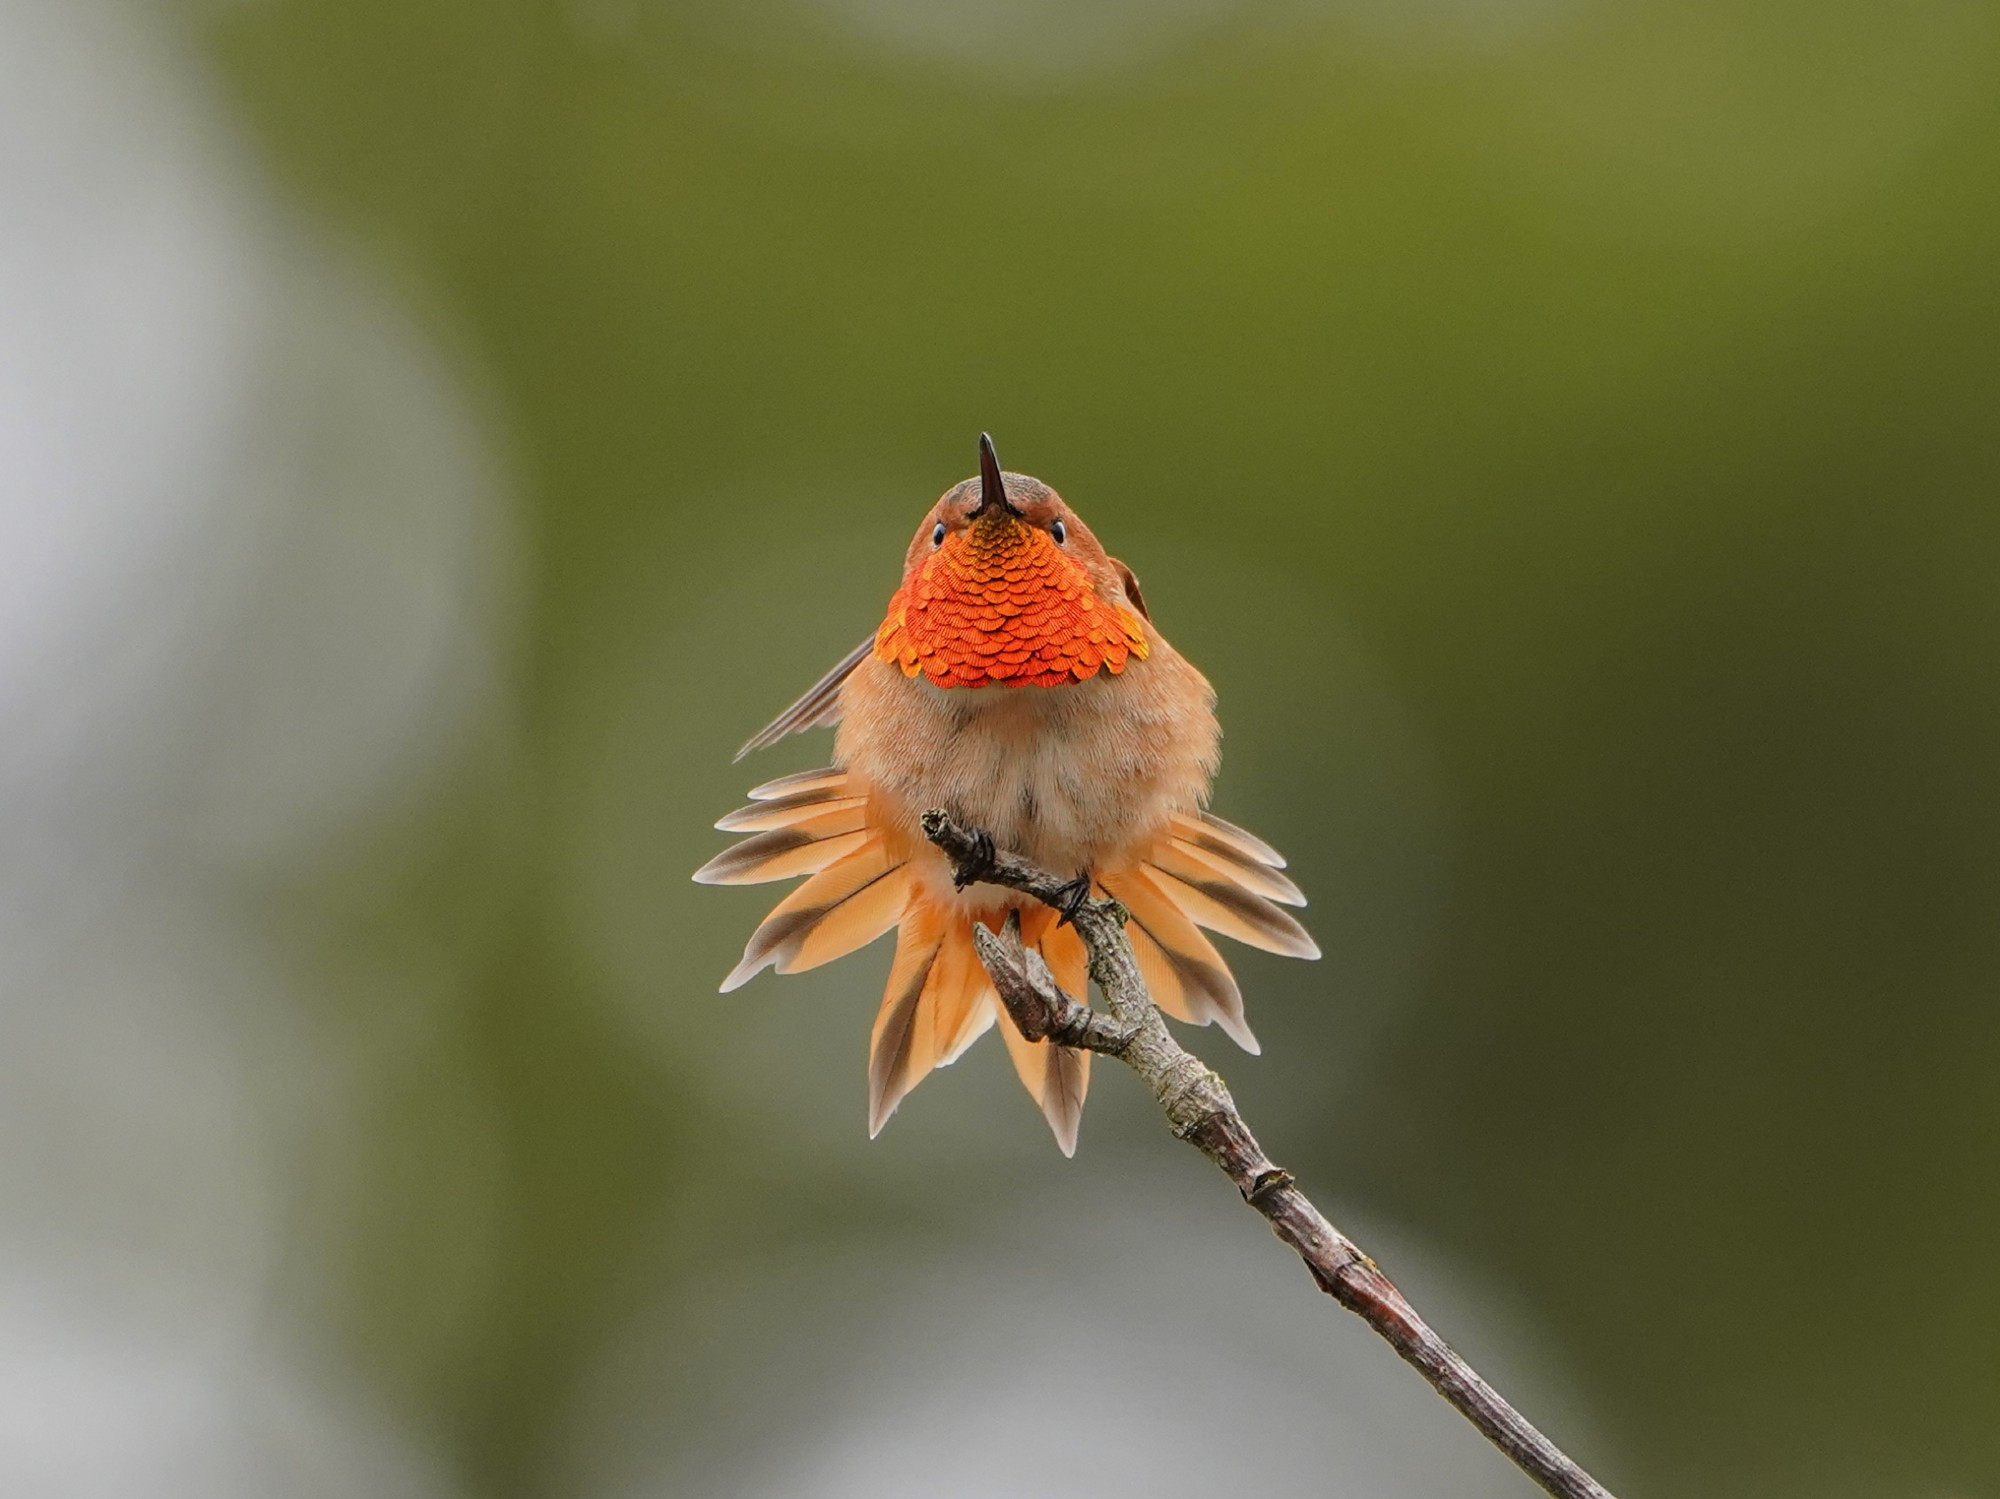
876 434 1151 689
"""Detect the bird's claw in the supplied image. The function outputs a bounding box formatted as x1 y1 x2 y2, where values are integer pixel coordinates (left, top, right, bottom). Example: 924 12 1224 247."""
1053 869 1093 927
954 829 998 890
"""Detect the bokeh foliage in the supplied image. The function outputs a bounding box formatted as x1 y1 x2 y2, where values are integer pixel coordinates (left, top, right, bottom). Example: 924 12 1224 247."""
200 2 2000 1494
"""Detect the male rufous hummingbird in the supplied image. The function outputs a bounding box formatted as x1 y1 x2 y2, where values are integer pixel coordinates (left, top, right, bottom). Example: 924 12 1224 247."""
696 435 1318 1153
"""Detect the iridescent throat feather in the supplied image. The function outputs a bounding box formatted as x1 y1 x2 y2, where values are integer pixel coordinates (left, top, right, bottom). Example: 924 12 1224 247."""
874 512 1149 689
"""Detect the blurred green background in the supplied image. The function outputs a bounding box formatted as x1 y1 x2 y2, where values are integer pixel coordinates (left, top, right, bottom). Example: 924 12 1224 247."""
6 0 1999 1494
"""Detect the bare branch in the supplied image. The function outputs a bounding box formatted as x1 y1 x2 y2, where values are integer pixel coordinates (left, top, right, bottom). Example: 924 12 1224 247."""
921 807 1617 1499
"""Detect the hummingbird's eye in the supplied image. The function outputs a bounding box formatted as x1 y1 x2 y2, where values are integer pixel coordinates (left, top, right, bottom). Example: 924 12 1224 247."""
931 522 946 548
1051 519 1067 545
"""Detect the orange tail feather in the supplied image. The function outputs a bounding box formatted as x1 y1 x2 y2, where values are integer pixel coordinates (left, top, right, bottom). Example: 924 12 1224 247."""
698 769 1319 1153
868 898 1092 1153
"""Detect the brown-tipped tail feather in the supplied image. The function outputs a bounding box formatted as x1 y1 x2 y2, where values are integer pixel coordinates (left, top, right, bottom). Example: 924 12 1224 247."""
697 770 1317 1150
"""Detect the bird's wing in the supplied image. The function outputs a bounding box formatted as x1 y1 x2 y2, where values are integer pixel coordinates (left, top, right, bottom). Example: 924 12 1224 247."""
734 634 875 761
1108 556 1150 620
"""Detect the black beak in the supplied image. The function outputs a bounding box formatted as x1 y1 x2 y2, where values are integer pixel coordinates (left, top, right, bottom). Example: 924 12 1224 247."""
973 432 1018 519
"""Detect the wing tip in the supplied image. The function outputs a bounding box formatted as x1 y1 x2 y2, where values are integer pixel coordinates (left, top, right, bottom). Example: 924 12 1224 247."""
733 722 790 762
731 636 875 762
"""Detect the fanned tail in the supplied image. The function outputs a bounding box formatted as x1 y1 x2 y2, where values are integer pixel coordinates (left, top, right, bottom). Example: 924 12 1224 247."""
1096 809 1320 1055
696 768 908 992
697 775 1315 1153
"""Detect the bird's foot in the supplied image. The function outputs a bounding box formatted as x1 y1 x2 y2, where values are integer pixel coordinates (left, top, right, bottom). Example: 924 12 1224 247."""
953 829 998 891
1052 869 1093 927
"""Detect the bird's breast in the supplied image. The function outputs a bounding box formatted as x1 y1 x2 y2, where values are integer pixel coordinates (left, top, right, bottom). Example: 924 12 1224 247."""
834 641 1220 883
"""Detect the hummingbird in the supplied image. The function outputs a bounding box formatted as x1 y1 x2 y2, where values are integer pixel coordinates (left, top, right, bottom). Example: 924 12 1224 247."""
695 435 1318 1154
